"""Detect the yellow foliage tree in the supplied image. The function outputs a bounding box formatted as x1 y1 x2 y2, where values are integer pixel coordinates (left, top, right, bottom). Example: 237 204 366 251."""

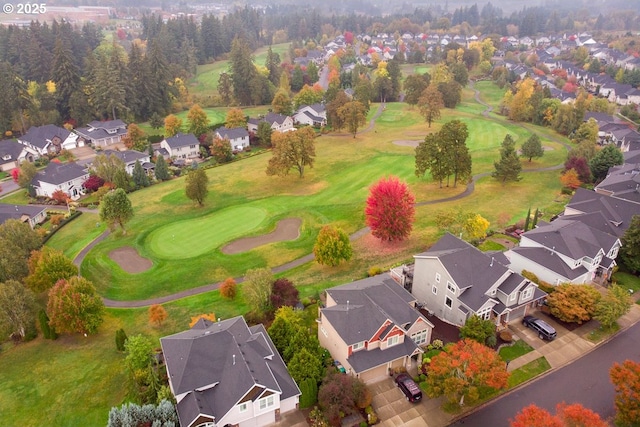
465 214 490 240
164 114 183 137
561 168 582 190
189 313 217 328
225 108 246 128
505 77 535 122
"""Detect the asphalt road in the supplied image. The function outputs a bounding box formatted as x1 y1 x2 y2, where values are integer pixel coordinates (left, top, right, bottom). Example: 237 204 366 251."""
0 179 19 197
449 322 640 426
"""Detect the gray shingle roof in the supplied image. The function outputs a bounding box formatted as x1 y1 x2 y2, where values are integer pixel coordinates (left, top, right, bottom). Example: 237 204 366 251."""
595 164 640 204
0 139 23 166
20 125 71 149
32 162 88 186
348 337 418 374
75 120 127 141
0 203 45 225
164 133 199 149
102 149 148 165
216 126 249 140
509 246 589 281
161 316 299 427
565 188 640 236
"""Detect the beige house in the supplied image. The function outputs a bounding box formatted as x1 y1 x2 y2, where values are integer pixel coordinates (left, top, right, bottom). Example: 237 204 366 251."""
318 276 433 384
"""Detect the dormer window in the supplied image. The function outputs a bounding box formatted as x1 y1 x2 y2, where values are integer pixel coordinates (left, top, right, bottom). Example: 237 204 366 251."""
2 154 11 160
352 341 365 352
387 335 399 347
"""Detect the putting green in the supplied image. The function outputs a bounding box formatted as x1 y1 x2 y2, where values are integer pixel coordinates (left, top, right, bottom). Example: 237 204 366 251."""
147 206 267 259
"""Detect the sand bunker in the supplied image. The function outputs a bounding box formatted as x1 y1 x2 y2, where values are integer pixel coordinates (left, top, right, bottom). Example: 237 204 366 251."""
109 247 153 274
222 218 302 255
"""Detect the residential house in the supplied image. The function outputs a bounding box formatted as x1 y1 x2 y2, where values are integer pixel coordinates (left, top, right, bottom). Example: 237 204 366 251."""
407 233 546 327
0 139 32 172
31 161 89 200
74 120 128 148
318 276 433 384
161 316 300 427
293 104 327 127
160 133 200 160
247 113 295 134
0 203 47 228
17 124 80 157
215 126 250 151
102 149 153 175
594 163 640 204
506 212 622 285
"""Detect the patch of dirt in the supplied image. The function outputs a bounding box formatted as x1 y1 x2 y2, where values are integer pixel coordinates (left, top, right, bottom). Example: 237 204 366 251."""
221 218 302 255
109 246 153 274
392 140 422 147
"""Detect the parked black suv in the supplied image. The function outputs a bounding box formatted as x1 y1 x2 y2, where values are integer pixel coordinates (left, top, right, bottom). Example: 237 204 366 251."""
522 315 557 341
395 373 422 403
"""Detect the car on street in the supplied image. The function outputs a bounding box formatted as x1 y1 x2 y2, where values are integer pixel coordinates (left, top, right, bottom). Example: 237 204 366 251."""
523 315 557 341
395 373 422 403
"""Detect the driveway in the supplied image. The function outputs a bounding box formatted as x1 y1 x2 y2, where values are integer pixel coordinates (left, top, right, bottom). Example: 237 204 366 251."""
370 377 453 427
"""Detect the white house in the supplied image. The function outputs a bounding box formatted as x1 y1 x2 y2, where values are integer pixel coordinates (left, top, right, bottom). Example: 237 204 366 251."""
17 124 80 157
160 133 200 160
247 113 295 133
215 126 250 151
101 149 153 175
161 316 300 427
293 104 327 127
31 161 90 200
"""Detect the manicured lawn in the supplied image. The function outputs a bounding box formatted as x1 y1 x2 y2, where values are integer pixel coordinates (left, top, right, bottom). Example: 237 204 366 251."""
612 271 640 294
474 81 507 108
46 212 106 260
499 339 534 361
478 240 505 251
508 357 552 388
0 189 29 204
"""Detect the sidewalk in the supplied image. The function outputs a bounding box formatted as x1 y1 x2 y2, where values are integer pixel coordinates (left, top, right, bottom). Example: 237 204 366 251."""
507 292 640 372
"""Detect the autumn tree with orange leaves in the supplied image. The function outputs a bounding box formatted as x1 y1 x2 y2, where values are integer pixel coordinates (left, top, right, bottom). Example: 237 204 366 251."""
148 304 168 327
426 338 509 408
510 403 607 427
610 359 640 426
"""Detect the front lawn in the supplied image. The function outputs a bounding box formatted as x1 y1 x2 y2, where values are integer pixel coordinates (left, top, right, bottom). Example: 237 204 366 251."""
612 270 640 295
499 339 534 361
508 357 552 388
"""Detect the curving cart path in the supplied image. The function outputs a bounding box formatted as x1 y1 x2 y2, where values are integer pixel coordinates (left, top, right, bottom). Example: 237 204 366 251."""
74 86 571 308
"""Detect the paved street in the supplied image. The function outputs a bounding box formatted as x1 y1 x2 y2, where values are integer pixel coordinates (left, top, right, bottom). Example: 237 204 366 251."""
449 321 640 427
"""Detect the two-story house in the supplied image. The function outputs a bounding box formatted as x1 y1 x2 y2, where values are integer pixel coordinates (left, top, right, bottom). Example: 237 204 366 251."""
506 213 621 285
0 203 47 228
102 149 153 176
74 120 128 148
293 104 327 127
31 161 90 200
17 124 80 157
160 133 200 160
247 113 295 134
161 316 300 427
318 276 434 384
409 233 546 327
0 139 32 172
215 126 250 151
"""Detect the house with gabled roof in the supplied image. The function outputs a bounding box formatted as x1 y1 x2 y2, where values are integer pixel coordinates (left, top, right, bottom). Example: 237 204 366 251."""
0 203 46 228
318 276 433 384
74 120 127 148
161 316 300 427
247 113 295 134
506 212 622 285
102 149 153 176
17 124 80 157
160 133 200 160
407 233 545 328
31 161 89 200
0 139 32 172
594 163 640 205
293 104 327 127
215 126 250 151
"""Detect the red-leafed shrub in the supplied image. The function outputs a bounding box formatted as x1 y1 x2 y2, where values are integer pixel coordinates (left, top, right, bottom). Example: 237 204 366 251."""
83 175 105 192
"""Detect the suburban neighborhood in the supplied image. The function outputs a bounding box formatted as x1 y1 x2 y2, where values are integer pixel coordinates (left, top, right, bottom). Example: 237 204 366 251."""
0 1 640 427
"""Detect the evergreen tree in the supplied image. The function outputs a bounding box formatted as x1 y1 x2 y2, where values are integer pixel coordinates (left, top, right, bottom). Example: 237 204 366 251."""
132 161 150 189
441 120 471 187
146 39 175 117
127 42 152 120
493 134 522 183
590 145 624 183
291 65 304 92
620 215 640 273
92 42 128 120
51 35 80 120
521 134 544 162
265 46 281 87
229 37 257 106
154 155 170 181
524 207 531 232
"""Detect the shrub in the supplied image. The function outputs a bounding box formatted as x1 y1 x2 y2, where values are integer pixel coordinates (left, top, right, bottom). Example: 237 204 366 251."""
368 266 384 277
83 175 105 192
499 330 513 343
521 270 540 284
38 310 57 340
115 328 128 352
547 283 601 324
220 277 237 300
431 339 444 349
50 214 64 226
486 334 497 347
299 377 319 409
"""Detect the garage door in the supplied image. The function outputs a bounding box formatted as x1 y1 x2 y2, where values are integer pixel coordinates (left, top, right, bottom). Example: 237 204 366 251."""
359 365 389 384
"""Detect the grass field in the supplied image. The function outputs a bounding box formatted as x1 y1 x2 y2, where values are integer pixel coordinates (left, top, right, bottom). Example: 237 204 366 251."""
0 81 576 427
508 357 552 388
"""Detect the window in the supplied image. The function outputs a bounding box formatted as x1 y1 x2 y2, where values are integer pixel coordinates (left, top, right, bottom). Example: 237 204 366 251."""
446 282 456 294
352 341 365 352
239 402 248 413
435 273 441 283
259 395 275 411
510 292 517 301
411 330 428 345
190 144 196 149
387 335 399 347
320 325 328 337
477 307 491 321
445 296 453 309
432 285 437 295
609 247 619 258
522 287 533 300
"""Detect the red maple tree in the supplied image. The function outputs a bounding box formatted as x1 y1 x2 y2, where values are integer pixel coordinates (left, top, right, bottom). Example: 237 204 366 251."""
610 359 640 426
511 403 607 427
364 176 415 242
